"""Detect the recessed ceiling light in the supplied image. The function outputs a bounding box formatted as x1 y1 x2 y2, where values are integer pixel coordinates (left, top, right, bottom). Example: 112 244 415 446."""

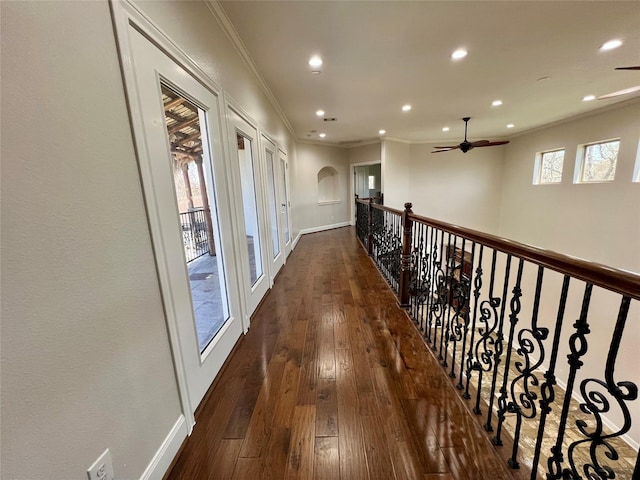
316 110 325 117
582 95 596 102
600 39 623 51
378 129 386 135
402 104 412 112
507 123 514 129
442 127 450 132
492 100 503 107
319 133 326 138
309 56 323 67
451 48 468 60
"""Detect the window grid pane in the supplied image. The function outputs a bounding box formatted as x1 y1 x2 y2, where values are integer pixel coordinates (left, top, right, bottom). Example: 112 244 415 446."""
540 150 564 184
581 140 619 182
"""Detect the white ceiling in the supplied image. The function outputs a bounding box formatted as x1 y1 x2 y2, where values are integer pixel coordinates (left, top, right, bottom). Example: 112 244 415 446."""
219 1 640 145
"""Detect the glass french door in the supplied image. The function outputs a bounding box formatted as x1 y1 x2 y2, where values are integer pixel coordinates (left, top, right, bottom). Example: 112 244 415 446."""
227 108 269 317
128 28 242 415
263 136 284 281
279 151 292 256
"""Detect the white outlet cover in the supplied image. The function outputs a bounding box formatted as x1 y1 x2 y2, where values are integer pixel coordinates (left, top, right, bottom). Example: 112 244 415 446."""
87 449 114 480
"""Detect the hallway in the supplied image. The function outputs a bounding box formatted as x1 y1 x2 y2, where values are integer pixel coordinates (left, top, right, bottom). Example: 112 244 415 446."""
167 226 519 479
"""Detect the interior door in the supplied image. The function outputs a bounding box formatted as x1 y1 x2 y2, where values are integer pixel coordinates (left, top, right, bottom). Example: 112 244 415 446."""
128 29 242 415
227 108 269 317
279 151 292 256
262 135 284 281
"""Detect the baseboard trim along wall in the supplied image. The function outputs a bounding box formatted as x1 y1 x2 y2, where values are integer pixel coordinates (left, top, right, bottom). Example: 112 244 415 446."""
140 415 188 480
292 221 351 249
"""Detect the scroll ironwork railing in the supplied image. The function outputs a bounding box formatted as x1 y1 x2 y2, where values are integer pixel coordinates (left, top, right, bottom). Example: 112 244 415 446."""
179 208 210 263
355 199 640 479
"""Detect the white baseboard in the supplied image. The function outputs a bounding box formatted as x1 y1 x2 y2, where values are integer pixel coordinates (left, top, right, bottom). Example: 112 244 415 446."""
140 415 188 480
292 221 351 250
292 231 302 250
298 221 351 237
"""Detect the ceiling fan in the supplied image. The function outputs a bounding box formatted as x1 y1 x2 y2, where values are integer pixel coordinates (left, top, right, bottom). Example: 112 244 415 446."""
432 117 509 154
598 66 640 99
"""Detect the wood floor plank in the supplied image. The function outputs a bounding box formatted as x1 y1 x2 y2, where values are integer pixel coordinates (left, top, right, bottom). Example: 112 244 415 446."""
238 361 285 457
284 405 316 479
315 378 338 437
313 436 339 480
335 348 370 480
317 320 336 379
261 427 290 480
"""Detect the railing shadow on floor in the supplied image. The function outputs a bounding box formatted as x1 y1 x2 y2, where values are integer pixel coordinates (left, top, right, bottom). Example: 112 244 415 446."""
355 198 640 480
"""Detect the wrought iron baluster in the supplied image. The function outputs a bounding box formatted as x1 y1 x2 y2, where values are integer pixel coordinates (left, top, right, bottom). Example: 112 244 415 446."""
546 283 593 479
443 235 458 369
506 266 548 469
484 254 512 432
425 226 436 342
473 249 500 415
531 275 570 480
449 237 467 380
564 296 637 480
457 241 475 390
431 229 446 352
464 244 483 400
439 232 453 363
493 258 524 448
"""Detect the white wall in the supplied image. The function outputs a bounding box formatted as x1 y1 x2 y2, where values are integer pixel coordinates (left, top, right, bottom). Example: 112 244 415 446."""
499 100 640 272
408 143 506 233
348 142 381 165
382 139 411 210
293 143 350 233
1 2 182 478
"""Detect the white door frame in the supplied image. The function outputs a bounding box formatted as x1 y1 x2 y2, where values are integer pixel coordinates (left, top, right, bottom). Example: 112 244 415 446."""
278 150 293 257
349 160 382 225
111 0 244 431
224 97 270 320
259 133 285 284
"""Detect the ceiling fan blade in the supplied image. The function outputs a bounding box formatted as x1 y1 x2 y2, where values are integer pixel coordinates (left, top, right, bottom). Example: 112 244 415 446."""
615 66 640 71
474 140 510 147
598 85 640 99
431 146 460 153
434 145 458 149
469 140 491 147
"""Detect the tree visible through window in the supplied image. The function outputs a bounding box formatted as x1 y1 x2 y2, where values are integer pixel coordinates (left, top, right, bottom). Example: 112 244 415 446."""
581 140 619 182
539 149 564 184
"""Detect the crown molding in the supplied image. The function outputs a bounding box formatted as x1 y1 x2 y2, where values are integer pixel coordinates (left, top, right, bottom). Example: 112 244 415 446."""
205 0 297 139
382 136 413 145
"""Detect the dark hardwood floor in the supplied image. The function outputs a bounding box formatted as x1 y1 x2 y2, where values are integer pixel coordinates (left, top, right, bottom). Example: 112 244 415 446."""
166 226 519 479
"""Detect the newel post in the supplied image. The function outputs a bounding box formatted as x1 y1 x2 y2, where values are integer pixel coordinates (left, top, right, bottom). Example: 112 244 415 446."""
398 202 413 308
367 197 373 255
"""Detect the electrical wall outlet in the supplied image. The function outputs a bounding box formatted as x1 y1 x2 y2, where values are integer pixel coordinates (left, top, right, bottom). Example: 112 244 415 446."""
87 449 114 480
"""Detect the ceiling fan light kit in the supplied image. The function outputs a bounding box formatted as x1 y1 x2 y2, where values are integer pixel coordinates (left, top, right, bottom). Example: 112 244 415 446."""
432 117 509 154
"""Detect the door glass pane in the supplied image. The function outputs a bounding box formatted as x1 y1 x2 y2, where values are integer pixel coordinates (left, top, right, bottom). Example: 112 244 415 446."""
266 150 280 258
162 84 230 353
279 158 290 243
237 133 263 285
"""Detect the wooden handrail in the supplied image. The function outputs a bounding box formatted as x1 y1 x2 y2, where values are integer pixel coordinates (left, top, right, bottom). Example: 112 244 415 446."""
407 211 640 300
355 198 403 216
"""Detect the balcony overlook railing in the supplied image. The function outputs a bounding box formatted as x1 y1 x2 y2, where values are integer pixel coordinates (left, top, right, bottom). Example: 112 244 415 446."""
180 208 210 263
355 198 640 480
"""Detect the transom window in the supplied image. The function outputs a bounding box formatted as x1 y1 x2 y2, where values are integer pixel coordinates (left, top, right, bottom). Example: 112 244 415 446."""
536 149 565 184
579 139 619 183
